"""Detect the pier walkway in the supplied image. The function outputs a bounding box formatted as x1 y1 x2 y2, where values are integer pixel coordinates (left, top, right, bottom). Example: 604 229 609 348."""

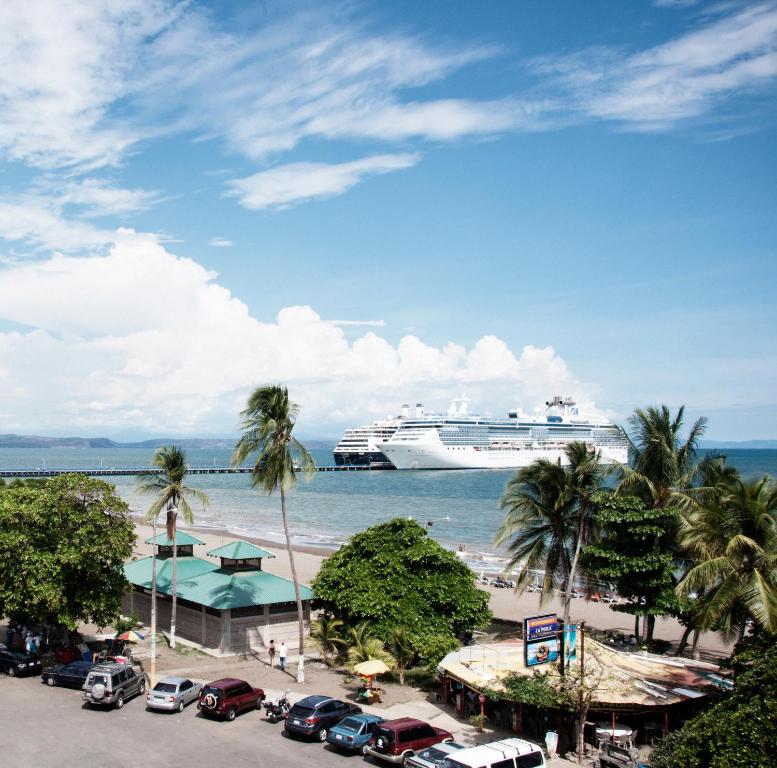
0 463 394 478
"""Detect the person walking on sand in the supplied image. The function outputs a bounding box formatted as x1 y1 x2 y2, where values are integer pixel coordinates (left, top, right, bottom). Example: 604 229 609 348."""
278 642 287 672
268 639 276 667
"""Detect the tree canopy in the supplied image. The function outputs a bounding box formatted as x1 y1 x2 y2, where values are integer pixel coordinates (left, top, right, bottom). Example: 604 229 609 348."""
0 474 134 628
650 631 777 768
311 518 491 664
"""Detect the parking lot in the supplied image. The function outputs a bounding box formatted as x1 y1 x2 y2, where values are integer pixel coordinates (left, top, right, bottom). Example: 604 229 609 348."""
0 674 372 768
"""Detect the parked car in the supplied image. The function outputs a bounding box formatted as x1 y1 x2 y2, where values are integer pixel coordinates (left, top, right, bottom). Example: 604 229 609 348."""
197 678 265 721
82 662 146 708
284 695 362 741
42 661 94 688
0 648 42 677
365 718 453 764
436 737 545 768
325 712 384 754
146 676 202 713
405 741 465 767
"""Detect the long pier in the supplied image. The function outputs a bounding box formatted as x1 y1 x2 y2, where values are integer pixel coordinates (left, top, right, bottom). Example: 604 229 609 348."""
0 463 395 478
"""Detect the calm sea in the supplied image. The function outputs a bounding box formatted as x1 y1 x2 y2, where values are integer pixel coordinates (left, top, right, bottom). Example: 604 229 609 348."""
2 447 775 573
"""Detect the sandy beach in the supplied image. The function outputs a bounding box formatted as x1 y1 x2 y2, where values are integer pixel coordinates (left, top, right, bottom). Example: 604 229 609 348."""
131 519 732 657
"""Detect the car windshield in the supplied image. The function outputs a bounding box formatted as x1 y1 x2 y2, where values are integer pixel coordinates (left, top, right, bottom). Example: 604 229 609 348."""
440 761 467 768
289 705 315 718
153 682 177 692
88 674 108 686
375 728 395 743
338 718 362 731
418 747 447 763
200 686 223 698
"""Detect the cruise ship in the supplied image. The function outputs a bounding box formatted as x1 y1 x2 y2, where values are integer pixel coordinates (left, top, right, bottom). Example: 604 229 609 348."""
375 396 628 470
332 406 416 466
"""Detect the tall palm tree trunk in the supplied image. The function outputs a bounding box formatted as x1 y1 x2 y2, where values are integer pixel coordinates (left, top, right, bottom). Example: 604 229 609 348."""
562 516 585 627
281 488 306 683
150 518 158 687
675 625 693 656
170 539 177 649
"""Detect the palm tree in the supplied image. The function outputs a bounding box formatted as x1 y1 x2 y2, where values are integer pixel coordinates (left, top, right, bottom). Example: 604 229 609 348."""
309 614 345 666
618 405 707 508
677 473 777 637
232 385 315 683
495 442 607 627
617 405 706 642
136 446 209 650
386 626 415 685
345 623 395 670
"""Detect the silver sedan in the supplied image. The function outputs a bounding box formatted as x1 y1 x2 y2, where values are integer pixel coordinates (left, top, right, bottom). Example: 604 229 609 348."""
146 677 202 713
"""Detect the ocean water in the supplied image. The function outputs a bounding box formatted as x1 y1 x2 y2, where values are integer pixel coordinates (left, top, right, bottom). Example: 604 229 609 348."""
2 447 776 574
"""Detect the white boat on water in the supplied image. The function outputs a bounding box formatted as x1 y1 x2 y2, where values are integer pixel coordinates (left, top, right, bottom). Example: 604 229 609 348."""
375 395 628 470
332 405 416 466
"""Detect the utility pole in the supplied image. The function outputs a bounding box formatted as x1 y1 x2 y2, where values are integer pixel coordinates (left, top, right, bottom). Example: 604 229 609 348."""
150 517 158 688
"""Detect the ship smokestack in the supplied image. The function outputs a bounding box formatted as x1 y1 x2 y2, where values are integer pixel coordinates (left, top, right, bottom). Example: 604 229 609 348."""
415 403 424 417
401 404 410 418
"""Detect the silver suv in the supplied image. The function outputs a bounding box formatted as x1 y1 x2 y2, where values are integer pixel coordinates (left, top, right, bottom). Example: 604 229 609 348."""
82 662 146 709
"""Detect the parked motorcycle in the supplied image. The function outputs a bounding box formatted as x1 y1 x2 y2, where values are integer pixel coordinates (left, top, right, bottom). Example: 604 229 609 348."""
263 690 291 722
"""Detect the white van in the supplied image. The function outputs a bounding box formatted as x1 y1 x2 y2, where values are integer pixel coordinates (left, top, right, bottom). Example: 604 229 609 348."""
440 738 546 768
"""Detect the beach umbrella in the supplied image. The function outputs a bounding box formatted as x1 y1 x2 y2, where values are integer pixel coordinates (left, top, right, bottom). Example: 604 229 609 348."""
353 659 390 677
115 630 145 642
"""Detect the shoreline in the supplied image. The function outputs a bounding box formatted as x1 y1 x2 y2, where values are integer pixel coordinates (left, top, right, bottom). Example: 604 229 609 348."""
130 518 733 657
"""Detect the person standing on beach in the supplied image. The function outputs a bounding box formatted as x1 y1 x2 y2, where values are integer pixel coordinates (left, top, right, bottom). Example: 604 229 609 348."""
278 642 287 671
268 639 276 667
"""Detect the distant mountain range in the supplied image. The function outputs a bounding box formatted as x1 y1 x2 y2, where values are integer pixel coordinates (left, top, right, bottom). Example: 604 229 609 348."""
0 434 336 450
700 440 777 450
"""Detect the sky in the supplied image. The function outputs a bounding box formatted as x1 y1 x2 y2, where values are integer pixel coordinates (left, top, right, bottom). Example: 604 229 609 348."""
0 0 775 441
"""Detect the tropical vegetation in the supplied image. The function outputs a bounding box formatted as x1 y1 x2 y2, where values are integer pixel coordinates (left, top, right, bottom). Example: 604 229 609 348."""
232 384 315 683
312 517 491 667
136 445 209 649
0 475 134 628
495 441 609 626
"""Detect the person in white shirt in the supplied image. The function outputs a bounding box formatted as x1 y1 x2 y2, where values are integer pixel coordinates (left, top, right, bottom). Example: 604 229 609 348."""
278 642 288 671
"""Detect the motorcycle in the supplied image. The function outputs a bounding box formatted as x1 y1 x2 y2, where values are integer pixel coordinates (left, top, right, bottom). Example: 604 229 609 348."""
263 690 291 723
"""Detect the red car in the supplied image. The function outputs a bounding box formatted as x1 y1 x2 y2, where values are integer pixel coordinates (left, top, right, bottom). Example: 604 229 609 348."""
364 717 453 764
197 678 265 721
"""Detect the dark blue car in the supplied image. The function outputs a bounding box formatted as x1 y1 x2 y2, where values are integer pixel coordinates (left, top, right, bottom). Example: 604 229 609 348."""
326 712 385 754
42 660 95 688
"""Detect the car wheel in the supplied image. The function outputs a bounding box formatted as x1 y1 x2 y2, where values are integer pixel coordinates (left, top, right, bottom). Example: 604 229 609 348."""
226 707 236 722
361 744 370 756
138 679 146 695
176 700 184 713
318 727 328 742
46 676 56 687
115 693 125 709
401 752 413 766
7 666 16 677
442 737 454 743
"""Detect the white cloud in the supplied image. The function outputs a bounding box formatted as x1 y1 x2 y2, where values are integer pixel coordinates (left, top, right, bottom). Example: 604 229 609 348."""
226 154 420 210
0 236 594 434
0 0 182 170
533 3 777 130
209 237 235 247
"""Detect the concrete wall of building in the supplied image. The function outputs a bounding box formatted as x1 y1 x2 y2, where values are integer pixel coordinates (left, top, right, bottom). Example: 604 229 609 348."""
122 590 310 655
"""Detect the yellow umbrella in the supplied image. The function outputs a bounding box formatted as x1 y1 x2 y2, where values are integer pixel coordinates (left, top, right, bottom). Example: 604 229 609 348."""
354 659 390 677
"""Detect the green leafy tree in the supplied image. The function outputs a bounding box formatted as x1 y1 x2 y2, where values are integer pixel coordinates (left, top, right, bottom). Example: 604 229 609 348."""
496 442 608 626
0 475 134 628
387 626 416 685
309 614 346 665
347 635 395 670
312 518 491 664
650 631 777 768
136 445 209 649
583 492 679 643
232 384 315 683
677 472 777 637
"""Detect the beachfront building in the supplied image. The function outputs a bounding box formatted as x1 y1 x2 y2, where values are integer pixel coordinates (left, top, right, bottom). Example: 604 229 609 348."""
122 532 312 655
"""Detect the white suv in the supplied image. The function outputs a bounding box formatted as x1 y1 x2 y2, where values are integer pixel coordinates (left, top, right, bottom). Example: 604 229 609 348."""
82 662 146 709
440 738 546 768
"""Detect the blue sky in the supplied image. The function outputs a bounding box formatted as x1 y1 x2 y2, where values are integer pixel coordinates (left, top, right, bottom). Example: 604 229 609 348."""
0 0 775 440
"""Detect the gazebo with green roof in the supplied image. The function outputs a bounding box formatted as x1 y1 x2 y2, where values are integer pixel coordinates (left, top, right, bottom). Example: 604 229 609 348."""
122 534 313 656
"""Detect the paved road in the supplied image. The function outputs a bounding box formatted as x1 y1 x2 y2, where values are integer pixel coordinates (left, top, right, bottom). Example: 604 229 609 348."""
0 673 365 768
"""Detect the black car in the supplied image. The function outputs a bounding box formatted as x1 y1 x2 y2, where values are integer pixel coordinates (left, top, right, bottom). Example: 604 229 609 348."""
0 648 42 677
42 661 94 688
284 695 362 741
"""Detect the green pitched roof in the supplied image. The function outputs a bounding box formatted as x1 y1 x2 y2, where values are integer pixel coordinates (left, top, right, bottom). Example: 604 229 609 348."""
145 530 205 547
207 540 275 560
124 556 216 593
174 569 313 609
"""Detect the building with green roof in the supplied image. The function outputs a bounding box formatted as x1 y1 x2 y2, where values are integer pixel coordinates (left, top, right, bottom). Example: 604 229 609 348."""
122 534 313 655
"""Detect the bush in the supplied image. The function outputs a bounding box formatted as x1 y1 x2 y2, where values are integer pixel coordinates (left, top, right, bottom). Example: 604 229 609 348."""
114 613 140 634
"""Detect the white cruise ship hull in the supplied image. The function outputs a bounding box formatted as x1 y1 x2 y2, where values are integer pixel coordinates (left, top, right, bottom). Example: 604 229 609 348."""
381 442 627 470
